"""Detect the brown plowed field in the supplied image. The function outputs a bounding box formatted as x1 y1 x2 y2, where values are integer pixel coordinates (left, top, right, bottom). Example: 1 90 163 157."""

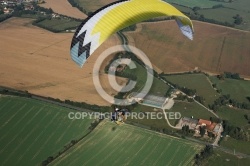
0 18 124 106
127 20 250 77
40 0 87 19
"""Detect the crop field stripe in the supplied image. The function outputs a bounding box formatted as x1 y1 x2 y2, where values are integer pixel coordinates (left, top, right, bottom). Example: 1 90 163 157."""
150 140 184 166
94 131 135 165
166 145 182 165
0 98 11 111
31 131 55 160
122 135 153 165
55 117 75 144
177 146 193 166
52 121 203 165
182 147 201 166
0 103 27 129
53 122 107 166
17 110 57 161
152 139 172 166
111 129 146 165
140 136 164 165
81 124 141 166
2 107 49 165
31 116 67 161
0 106 44 154
0 105 34 142
0 96 94 165
81 129 124 166
0 100 22 123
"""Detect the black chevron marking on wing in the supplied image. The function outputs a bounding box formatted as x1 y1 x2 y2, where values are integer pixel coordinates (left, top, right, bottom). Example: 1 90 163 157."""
71 31 91 58
70 0 130 58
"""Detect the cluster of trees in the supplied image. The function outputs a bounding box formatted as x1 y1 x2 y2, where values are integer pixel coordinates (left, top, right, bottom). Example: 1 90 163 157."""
209 94 250 111
212 4 224 9
160 71 201 77
105 52 138 81
194 95 205 105
199 126 206 137
42 156 54 166
223 120 249 141
0 13 12 22
120 24 136 32
183 10 235 28
181 125 195 136
12 3 53 17
233 14 243 25
178 86 196 96
67 0 91 16
89 120 101 130
0 89 31 97
244 114 250 124
175 93 194 102
210 117 222 123
64 99 110 112
210 0 233 2
247 97 250 102
165 87 175 97
194 145 213 165
217 72 243 80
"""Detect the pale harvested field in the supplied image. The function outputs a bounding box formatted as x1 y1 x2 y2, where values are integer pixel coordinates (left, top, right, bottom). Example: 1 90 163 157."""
40 0 87 19
0 18 124 106
127 20 250 77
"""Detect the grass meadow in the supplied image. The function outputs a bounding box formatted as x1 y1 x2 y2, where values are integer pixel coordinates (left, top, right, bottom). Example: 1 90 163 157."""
164 74 220 106
36 18 81 31
209 76 250 103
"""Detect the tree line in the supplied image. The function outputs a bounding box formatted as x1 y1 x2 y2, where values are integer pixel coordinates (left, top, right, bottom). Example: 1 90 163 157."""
194 145 213 165
209 94 250 111
222 120 249 141
0 88 110 112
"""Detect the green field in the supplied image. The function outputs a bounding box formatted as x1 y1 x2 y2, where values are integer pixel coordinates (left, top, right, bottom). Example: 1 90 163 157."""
53 120 203 166
216 106 249 127
0 96 93 165
206 149 250 166
220 137 250 155
124 61 170 96
164 74 220 106
209 76 250 103
165 0 222 8
127 104 173 130
168 101 216 125
165 0 250 30
36 18 81 32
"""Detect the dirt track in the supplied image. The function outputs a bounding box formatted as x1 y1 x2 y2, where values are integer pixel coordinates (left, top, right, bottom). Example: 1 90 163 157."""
40 0 87 19
0 18 124 106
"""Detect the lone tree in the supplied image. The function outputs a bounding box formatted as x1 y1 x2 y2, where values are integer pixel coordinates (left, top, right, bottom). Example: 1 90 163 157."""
233 14 243 25
200 126 206 137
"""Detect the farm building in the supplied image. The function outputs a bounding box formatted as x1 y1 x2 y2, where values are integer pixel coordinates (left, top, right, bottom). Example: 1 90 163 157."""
128 92 174 109
176 117 222 136
175 117 198 130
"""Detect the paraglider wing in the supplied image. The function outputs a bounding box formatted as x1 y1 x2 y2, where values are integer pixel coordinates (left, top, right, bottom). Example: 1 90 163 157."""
70 0 194 67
